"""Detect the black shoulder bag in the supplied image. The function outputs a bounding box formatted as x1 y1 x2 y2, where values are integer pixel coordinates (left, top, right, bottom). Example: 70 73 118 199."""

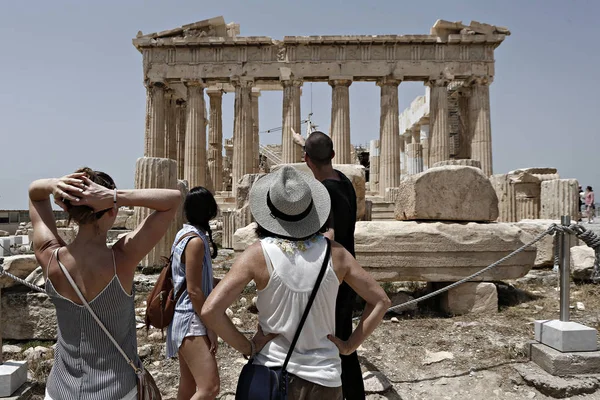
235 238 332 400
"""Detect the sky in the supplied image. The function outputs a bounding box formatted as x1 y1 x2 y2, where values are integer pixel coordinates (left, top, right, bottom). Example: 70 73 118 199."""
1 0 598 209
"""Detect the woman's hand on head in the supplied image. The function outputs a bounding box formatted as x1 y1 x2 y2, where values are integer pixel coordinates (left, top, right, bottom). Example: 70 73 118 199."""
51 173 87 211
76 176 115 212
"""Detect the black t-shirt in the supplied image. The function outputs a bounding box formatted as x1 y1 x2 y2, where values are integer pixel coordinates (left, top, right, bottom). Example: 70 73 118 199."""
322 170 357 257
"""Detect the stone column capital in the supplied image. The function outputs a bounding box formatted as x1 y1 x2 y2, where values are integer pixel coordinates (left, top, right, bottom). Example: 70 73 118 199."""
183 79 207 88
376 76 402 87
467 75 494 86
145 80 166 89
328 77 353 87
251 87 262 97
425 77 450 87
206 88 224 98
281 79 303 88
230 76 254 88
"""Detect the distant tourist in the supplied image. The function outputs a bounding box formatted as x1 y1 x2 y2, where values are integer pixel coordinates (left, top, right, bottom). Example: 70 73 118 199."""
585 186 595 223
579 185 584 221
166 187 220 399
201 166 390 399
29 168 180 400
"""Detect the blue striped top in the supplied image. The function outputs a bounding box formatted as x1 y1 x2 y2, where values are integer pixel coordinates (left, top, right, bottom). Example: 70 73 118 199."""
166 224 214 357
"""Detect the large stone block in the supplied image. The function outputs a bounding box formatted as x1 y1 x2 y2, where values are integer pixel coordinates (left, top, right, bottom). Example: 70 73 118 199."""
540 179 579 221
516 219 579 268
534 320 597 352
571 245 597 281
0 255 39 289
394 166 499 222
233 221 536 282
512 172 541 221
530 342 600 376
271 163 366 220
508 167 559 182
1 292 57 340
355 221 535 282
0 361 27 397
440 282 498 315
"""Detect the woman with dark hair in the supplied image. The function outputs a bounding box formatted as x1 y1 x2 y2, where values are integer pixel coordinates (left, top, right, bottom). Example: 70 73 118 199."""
29 168 181 400
202 166 390 399
585 186 595 224
166 186 220 400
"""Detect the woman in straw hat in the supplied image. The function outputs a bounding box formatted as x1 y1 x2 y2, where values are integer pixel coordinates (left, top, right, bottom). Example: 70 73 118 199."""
202 166 391 399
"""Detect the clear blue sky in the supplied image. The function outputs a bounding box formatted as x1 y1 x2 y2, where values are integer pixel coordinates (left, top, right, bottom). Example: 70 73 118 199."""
1 0 597 209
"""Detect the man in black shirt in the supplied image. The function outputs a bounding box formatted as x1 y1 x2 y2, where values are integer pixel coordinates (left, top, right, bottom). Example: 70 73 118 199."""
303 131 364 399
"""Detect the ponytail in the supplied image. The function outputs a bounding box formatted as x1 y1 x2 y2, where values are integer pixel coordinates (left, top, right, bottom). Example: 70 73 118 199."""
202 222 218 259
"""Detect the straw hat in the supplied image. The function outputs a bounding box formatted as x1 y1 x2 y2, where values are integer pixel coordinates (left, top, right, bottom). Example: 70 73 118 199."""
249 166 331 239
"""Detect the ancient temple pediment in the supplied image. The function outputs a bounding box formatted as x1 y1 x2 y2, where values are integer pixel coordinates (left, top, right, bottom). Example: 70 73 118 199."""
135 16 240 41
431 20 511 40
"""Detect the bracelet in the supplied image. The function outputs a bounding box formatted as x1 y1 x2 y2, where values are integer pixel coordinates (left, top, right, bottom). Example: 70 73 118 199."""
113 188 118 210
244 339 256 360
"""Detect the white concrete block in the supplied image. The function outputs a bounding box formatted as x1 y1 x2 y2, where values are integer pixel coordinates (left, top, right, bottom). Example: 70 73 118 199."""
0 360 27 397
535 320 598 352
0 239 10 256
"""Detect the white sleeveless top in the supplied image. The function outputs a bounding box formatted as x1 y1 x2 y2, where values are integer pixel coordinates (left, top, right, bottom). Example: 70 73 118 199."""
254 235 342 387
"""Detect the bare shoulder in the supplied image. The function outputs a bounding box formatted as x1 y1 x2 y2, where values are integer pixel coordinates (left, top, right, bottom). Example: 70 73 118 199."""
236 242 263 265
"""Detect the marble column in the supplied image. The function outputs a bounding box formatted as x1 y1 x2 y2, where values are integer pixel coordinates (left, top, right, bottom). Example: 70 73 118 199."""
420 123 430 171
176 100 186 180
231 78 254 197
329 78 352 164
251 88 261 172
369 139 380 193
400 135 410 177
144 81 166 158
457 90 471 159
281 79 302 163
207 89 223 193
184 81 207 189
377 77 401 197
427 78 450 167
407 128 423 175
164 94 177 160
469 76 493 176
134 157 178 267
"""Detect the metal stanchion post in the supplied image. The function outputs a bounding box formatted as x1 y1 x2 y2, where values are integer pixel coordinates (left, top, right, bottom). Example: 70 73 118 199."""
559 215 571 322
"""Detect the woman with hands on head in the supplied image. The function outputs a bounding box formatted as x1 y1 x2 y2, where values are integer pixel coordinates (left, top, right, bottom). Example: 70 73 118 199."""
201 166 391 399
29 167 180 400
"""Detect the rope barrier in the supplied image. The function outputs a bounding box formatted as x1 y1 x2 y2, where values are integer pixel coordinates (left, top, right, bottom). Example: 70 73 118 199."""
368 222 600 319
1 222 599 318
0 258 46 293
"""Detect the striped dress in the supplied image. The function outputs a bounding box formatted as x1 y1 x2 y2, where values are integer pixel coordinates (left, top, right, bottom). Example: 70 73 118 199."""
45 250 138 400
166 224 214 358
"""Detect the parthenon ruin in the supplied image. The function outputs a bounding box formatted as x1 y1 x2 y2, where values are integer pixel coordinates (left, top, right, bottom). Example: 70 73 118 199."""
132 16 510 197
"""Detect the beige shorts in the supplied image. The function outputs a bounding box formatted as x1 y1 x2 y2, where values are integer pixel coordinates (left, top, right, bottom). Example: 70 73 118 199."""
288 374 343 400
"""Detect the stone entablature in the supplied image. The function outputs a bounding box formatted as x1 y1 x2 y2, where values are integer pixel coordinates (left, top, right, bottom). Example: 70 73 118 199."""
134 35 507 85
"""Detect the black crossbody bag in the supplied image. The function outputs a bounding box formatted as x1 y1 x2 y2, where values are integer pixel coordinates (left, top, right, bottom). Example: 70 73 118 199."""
235 238 332 400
